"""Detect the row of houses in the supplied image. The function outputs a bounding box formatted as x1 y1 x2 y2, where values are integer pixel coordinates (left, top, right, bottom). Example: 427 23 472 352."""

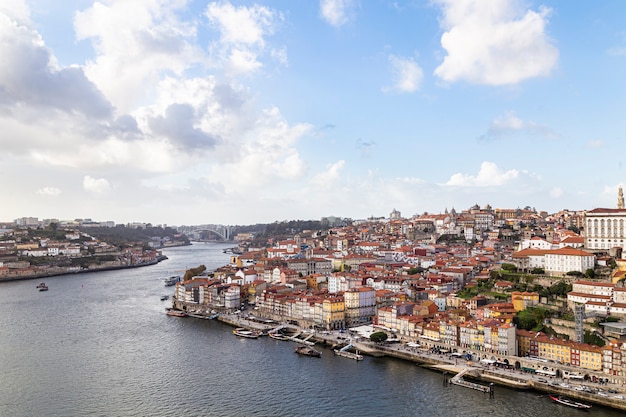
567 280 626 317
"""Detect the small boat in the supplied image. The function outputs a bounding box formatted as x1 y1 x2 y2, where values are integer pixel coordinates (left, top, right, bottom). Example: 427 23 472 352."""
164 275 181 286
295 346 322 357
160 295 169 301
233 328 260 338
36 282 46 288
166 310 188 317
269 332 290 341
549 395 592 410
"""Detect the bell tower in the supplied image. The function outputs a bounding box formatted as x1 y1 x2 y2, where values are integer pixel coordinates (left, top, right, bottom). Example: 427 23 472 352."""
618 185 625 209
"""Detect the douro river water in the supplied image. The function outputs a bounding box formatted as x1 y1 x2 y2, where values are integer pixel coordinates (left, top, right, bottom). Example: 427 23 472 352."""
0 243 622 416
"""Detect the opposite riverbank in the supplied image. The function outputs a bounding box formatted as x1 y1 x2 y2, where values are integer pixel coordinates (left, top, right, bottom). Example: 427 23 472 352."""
0 255 168 283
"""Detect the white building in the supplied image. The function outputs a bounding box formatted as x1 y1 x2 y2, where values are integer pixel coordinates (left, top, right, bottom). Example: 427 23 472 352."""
585 208 626 252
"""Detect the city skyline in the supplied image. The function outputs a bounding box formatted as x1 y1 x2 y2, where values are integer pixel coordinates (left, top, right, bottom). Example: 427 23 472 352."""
2 1 626 225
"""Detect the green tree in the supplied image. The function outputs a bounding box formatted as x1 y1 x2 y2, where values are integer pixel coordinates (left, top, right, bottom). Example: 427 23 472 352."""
183 265 207 280
501 263 517 272
370 331 388 343
584 268 595 278
584 330 605 347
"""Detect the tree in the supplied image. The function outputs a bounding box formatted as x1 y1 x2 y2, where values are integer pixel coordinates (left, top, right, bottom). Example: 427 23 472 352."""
370 331 388 343
584 268 595 278
183 265 207 280
501 263 517 272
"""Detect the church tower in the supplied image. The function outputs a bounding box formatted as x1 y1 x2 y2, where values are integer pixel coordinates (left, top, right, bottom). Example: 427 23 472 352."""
619 185 625 209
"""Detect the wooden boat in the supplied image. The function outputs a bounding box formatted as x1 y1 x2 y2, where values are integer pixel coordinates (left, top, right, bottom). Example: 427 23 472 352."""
268 332 290 341
549 395 592 410
295 346 322 357
233 328 260 338
166 310 188 317
37 283 49 291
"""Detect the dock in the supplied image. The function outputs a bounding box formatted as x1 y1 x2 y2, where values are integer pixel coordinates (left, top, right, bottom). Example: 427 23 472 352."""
449 368 491 392
333 343 364 361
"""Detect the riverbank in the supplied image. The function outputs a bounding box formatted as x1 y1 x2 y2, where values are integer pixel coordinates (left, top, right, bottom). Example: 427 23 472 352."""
210 312 626 412
0 255 168 283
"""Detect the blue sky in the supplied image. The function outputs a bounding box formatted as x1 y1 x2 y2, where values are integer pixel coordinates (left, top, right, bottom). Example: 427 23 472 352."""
1 0 626 226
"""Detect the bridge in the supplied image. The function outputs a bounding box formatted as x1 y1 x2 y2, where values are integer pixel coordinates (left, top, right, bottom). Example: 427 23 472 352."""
188 225 231 241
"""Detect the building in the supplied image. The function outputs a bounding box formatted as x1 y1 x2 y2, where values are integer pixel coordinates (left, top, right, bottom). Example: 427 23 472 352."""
585 207 626 253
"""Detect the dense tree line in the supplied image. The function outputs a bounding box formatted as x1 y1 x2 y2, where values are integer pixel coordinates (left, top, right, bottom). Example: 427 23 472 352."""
263 220 327 237
78 225 188 247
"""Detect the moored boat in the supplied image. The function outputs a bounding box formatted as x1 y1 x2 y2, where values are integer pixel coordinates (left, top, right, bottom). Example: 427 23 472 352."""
37 283 49 291
268 332 290 341
295 346 322 357
164 275 181 286
233 327 260 338
166 310 188 317
549 395 592 410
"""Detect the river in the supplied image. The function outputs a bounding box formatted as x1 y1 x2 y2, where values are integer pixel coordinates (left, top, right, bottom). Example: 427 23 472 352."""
0 243 622 416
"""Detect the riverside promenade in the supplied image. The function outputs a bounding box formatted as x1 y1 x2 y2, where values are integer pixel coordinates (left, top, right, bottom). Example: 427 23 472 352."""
213 312 626 412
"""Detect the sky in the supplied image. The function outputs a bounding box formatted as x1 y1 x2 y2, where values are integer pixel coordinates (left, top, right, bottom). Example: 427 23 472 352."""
2 0 626 226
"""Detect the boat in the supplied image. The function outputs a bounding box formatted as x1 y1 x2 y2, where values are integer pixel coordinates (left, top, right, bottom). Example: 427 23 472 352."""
36 282 46 288
549 395 592 410
160 295 169 301
295 346 322 357
233 328 260 338
166 310 188 317
164 275 181 286
269 332 290 341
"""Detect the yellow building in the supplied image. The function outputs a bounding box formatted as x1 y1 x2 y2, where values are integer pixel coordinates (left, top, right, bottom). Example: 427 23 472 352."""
511 291 540 311
322 296 345 330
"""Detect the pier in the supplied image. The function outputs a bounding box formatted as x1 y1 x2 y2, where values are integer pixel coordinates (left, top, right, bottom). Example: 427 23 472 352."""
449 368 494 397
333 343 364 361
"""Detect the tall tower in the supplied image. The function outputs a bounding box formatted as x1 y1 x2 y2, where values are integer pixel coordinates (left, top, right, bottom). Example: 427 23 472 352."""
619 185 625 209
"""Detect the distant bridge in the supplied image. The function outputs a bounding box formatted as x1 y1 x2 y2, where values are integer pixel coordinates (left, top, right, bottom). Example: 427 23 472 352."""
189 225 231 241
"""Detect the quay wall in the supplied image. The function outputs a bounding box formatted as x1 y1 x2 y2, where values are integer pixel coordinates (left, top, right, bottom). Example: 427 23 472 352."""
209 315 626 412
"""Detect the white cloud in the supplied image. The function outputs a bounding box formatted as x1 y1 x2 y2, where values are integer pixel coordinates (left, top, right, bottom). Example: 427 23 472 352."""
444 161 520 187
207 106 312 191
0 0 29 25
205 1 283 75
480 111 559 140
384 54 423 93
396 176 426 184
433 0 558 85
585 139 604 149
36 186 61 196
0 12 112 119
320 0 354 27
549 187 563 198
75 0 203 113
83 176 111 193
311 160 345 189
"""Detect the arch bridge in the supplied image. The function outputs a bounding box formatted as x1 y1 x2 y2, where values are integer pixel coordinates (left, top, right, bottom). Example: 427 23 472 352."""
190 225 231 241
